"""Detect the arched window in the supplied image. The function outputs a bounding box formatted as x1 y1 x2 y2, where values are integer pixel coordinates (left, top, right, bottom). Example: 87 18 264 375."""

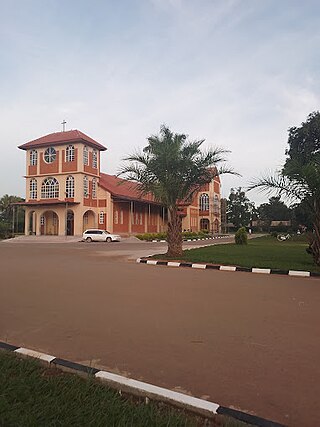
30 179 37 199
92 178 97 198
41 177 59 199
213 195 220 215
83 175 89 197
66 176 75 198
66 145 75 162
199 193 209 211
92 149 97 168
30 150 38 166
83 146 88 166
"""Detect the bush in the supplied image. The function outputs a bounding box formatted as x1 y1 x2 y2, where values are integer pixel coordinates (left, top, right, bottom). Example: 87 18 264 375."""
0 222 13 240
235 227 248 245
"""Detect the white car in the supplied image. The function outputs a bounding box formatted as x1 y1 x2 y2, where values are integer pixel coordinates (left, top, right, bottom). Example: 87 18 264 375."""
82 229 121 243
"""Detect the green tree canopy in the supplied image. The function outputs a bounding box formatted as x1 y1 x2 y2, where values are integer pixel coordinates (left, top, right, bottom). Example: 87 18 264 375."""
249 112 320 265
119 125 234 257
227 187 254 229
258 197 291 223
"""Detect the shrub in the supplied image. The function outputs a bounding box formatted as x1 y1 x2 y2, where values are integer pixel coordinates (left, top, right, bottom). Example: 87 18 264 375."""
0 222 13 240
235 227 248 245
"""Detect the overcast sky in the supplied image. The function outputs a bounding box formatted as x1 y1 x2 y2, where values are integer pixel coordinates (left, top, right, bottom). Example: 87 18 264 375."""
1 0 319 205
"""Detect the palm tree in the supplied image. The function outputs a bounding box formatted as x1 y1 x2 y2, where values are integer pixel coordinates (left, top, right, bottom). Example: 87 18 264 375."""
248 160 320 265
118 125 234 257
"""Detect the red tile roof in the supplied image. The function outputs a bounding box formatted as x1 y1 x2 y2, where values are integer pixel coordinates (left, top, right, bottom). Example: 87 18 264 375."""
18 130 107 151
99 173 160 204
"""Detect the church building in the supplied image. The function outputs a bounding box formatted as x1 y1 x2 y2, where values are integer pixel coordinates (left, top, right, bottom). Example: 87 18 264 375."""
18 129 221 236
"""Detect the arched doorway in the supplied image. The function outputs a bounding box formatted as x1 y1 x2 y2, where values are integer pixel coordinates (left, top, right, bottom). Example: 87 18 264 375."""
28 211 36 235
200 218 210 231
83 210 95 231
40 211 59 235
214 219 220 233
67 210 74 236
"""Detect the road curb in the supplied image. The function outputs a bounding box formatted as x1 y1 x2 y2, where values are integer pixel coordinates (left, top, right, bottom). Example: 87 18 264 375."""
0 341 285 426
136 258 320 278
150 236 230 243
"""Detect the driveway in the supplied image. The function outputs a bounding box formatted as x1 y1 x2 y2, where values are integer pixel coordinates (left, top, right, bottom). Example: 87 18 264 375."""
0 240 319 426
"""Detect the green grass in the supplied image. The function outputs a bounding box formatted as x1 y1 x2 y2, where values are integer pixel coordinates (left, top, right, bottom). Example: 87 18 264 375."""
0 351 249 427
155 236 320 273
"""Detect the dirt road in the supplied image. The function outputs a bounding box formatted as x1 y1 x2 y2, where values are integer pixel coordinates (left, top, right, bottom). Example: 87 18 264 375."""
0 241 319 426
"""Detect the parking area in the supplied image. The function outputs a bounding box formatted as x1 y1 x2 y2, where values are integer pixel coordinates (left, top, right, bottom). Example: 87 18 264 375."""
0 239 319 426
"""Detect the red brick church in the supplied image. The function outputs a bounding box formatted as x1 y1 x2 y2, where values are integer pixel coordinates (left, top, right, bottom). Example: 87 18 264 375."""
18 129 221 236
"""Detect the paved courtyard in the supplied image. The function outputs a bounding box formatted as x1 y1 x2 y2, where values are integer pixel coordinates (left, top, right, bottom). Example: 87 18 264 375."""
0 239 319 426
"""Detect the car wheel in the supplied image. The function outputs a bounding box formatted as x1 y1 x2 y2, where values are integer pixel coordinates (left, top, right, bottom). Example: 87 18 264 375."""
86 237 92 242
106 237 112 243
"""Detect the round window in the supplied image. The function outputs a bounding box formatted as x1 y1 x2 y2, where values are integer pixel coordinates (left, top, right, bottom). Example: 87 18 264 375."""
44 147 56 163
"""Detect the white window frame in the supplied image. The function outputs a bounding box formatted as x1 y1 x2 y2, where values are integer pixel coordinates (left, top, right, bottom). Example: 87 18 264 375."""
29 179 37 199
41 177 59 199
92 149 97 169
44 147 56 164
114 210 118 224
99 211 104 225
83 146 89 166
92 178 97 198
199 193 209 211
83 176 89 198
30 150 38 166
120 210 123 225
66 175 75 198
66 145 75 162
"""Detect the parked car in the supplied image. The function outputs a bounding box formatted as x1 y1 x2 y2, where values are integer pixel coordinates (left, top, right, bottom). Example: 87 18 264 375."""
82 229 121 243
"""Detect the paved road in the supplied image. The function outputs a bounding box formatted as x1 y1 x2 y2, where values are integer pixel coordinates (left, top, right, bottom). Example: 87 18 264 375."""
0 240 319 426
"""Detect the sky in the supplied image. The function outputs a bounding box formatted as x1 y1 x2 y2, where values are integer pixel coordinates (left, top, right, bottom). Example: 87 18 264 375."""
1 0 320 206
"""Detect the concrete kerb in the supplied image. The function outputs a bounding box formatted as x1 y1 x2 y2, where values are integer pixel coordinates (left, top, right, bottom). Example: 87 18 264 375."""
136 258 320 279
0 341 285 427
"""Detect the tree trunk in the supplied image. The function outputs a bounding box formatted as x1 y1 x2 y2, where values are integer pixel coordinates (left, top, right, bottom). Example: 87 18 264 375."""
166 208 183 257
307 201 320 265
308 216 320 266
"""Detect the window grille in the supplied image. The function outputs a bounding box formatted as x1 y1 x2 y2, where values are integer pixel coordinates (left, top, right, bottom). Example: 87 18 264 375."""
92 178 97 198
66 145 75 162
83 146 88 166
99 212 105 224
66 176 75 198
83 176 89 197
41 177 59 199
30 150 38 166
44 147 56 163
92 150 97 168
30 179 37 199
199 193 209 211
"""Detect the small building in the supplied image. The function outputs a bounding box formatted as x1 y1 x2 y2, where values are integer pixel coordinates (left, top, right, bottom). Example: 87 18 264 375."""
18 129 221 236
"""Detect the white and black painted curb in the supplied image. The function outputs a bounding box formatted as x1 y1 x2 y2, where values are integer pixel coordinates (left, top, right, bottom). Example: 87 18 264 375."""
136 258 320 278
150 236 230 243
0 341 285 427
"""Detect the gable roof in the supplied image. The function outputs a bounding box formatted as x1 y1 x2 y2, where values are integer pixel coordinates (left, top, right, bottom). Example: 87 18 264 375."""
99 173 159 204
18 130 107 151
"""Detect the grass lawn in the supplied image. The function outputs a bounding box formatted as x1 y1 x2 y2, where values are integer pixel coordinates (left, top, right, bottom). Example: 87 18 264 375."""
154 236 320 273
0 351 249 426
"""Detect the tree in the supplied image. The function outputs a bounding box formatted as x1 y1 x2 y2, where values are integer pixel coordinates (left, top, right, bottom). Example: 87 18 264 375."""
0 194 25 237
258 196 291 226
119 125 234 257
249 111 320 265
227 187 254 229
